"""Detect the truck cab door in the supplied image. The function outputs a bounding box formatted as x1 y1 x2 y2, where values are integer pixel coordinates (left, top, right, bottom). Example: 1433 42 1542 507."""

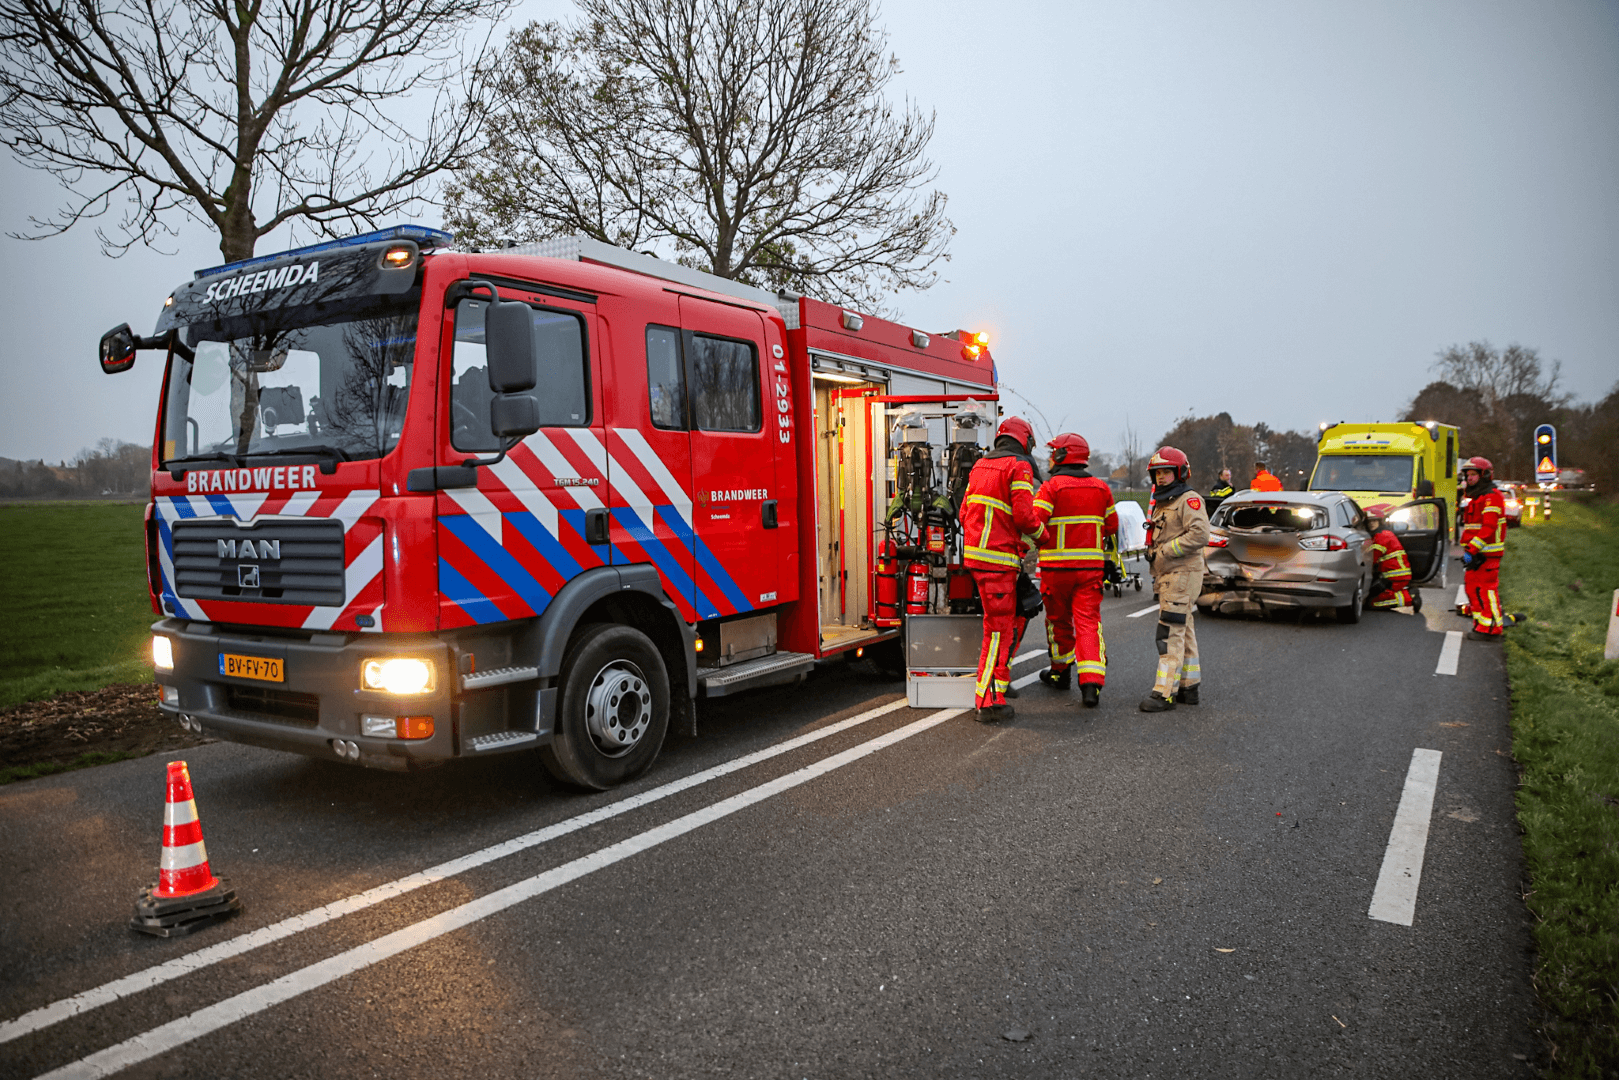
676 295 781 617
436 286 608 628
1390 496 1448 586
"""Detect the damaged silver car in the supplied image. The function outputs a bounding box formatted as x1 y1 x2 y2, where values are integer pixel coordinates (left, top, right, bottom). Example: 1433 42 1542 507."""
1198 490 1446 623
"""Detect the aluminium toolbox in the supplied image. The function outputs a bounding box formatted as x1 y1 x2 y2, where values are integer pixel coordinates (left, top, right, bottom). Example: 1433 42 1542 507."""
905 614 982 709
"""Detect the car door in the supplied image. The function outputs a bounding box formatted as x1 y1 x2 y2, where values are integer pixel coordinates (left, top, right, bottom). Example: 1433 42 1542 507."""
1390 496 1448 585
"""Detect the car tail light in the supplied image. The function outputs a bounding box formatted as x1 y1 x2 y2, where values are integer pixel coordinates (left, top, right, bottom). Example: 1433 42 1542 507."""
1299 535 1348 551
1207 535 1228 547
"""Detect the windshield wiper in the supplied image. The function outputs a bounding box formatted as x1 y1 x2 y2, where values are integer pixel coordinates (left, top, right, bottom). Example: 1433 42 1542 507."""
249 444 352 473
164 452 245 475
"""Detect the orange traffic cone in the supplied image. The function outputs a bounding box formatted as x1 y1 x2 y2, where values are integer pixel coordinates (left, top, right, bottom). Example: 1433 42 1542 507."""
130 760 242 938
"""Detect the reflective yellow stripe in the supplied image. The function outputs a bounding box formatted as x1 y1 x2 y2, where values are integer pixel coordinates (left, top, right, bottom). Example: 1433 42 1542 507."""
976 631 1000 696
966 546 1021 567
1051 515 1105 526
1011 480 1034 494
1033 498 1055 513
968 493 1012 512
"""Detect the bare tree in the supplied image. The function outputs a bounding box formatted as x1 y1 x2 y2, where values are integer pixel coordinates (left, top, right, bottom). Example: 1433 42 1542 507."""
1433 341 1563 409
445 0 953 310
1428 341 1566 478
0 0 511 262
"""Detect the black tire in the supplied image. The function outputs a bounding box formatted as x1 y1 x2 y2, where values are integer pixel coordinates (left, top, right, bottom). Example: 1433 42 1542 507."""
539 623 670 791
1336 578 1364 625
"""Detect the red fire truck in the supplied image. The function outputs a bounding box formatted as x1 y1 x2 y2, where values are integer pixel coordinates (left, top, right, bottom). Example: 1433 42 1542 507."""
99 226 998 789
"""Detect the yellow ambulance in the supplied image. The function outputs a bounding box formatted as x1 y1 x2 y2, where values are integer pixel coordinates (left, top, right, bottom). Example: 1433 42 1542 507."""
1308 421 1460 585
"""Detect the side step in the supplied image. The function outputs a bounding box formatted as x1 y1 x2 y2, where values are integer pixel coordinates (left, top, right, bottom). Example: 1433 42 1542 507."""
699 651 815 698
466 730 539 753
461 665 539 692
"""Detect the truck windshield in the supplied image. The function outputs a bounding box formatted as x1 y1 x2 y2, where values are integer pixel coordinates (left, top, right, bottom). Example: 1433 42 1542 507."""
1310 454 1413 494
160 294 419 465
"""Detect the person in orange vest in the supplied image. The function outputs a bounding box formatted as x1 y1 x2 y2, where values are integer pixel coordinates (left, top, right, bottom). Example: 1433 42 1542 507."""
1458 456 1507 639
1031 433 1118 709
1250 460 1283 491
960 416 1047 722
1364 509 1421 612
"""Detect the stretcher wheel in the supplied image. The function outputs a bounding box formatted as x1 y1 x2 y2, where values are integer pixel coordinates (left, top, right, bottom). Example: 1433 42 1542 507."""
1133 579 1142 591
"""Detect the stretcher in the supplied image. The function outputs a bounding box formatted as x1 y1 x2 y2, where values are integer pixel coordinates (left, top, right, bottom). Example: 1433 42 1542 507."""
1109 500 1148 597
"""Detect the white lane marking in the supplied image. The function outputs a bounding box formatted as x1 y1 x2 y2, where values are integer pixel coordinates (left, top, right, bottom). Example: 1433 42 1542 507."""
1368 748 1443 926
1127 604 1159 618
37 709 964 1080
0 698 911 1045
1012 649 1045 666
1012 670 1043 690
1435 631 1462 676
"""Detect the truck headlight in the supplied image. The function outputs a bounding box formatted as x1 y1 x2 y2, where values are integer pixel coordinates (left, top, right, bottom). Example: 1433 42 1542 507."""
152 635 174 671
361 658 436 694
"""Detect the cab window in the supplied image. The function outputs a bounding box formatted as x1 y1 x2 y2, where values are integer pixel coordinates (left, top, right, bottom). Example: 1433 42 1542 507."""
689 333 760 432
451 298 589 451
647 325 686 430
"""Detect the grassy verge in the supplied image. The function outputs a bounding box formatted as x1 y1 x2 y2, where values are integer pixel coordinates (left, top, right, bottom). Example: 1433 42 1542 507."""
0 503 155 708
1501 501 1619 1076
0 750 141 785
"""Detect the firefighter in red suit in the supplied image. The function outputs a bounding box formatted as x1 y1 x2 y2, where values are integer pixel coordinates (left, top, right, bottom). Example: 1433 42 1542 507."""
960 416 1046 722
1365 509 1420 612
1458 456 1507 639
1032 433 1118 709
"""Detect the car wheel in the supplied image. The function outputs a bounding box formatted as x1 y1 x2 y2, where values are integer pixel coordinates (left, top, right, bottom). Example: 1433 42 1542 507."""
539 623 670 791
1336 578 1364 625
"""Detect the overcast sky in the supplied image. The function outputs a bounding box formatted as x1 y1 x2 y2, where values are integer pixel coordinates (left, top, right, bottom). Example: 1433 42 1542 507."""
2 0 1615 466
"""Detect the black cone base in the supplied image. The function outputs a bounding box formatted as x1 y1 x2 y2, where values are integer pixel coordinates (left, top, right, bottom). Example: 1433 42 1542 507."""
130 878 242 938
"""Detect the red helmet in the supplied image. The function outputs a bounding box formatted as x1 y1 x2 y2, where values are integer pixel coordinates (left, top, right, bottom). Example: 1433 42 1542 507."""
1461 456 1494 486
1149 445 1190 485
997 416 1034 451
1047 432 1090 466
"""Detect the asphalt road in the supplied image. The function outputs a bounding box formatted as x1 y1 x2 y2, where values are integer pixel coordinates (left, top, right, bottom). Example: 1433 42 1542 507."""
0 572 1543 1079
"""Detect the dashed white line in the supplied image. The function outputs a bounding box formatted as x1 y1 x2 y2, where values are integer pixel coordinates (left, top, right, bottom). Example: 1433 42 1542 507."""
1368 748 1443 926
36 708 964 1080
1435 630 1462 676
1127 604 1160 618
1 698 914 1046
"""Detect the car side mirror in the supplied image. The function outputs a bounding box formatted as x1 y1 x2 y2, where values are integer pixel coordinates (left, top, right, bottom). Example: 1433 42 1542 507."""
99 324 137 374
1415 479 1435 497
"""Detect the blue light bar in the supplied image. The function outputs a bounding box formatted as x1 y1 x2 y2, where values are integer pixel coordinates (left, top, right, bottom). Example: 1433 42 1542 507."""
193 225 455 280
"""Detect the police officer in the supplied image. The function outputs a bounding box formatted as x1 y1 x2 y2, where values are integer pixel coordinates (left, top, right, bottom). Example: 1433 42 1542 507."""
1364 509 1420 612
960 417 1046 722
1141 446 1208 712
1207 468 1236 514
1458 456 1507 639
1032 433 1118 709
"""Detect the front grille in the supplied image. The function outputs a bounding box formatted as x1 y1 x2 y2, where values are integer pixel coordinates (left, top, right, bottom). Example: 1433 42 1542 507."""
172 519 346 606
225 686 321 727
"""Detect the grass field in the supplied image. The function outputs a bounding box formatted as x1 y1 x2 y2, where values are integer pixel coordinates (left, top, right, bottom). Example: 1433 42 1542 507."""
0 502 156 708
1501 500 1619 1076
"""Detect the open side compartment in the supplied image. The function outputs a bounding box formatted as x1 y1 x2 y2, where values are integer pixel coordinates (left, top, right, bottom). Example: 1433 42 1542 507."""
813 375 886 654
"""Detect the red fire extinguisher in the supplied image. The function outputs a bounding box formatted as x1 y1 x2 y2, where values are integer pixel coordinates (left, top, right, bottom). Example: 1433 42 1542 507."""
874 539 900 625
905 560 930 615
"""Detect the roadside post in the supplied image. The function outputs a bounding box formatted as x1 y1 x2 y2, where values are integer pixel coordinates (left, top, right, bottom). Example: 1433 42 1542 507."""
1606 590 1619 662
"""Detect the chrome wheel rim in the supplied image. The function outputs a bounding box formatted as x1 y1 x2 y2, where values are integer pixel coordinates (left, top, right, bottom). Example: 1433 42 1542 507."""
583 660 652 757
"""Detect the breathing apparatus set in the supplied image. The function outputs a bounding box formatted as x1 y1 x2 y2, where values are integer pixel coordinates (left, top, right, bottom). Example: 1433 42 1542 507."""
874 402 993 625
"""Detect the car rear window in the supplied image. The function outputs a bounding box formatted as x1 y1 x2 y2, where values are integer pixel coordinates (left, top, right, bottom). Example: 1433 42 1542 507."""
1221 504 1327 532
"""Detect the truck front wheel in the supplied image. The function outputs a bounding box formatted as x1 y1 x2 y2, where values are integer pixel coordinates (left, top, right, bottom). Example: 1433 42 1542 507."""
540 623 670 791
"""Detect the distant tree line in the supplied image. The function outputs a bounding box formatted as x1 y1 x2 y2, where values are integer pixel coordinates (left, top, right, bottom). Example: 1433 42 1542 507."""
0 440 149 498
1141 414 1318 491
1404 341 1618 492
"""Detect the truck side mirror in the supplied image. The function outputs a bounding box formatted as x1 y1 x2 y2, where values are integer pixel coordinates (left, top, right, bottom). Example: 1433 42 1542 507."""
485 301 537 393
1415 479 1434 497
484 299 540 440
99 324 137 374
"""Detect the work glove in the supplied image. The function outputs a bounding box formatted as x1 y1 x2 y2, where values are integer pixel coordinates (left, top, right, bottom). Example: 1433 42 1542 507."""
1104 559 1125 585
1460 549 1480 571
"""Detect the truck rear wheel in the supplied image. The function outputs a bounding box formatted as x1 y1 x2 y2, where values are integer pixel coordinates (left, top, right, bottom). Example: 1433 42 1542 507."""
540 623 670 791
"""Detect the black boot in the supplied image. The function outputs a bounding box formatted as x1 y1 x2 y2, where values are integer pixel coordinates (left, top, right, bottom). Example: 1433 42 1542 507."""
1174 685 1199 706
1080 684 1100 708
975 703 1015 724
1411 590 1423 614
1139 692 1176 713
1039 666 1071 690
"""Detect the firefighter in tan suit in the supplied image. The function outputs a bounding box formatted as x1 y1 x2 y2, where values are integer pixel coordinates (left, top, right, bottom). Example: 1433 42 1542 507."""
1140 446 1209 712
